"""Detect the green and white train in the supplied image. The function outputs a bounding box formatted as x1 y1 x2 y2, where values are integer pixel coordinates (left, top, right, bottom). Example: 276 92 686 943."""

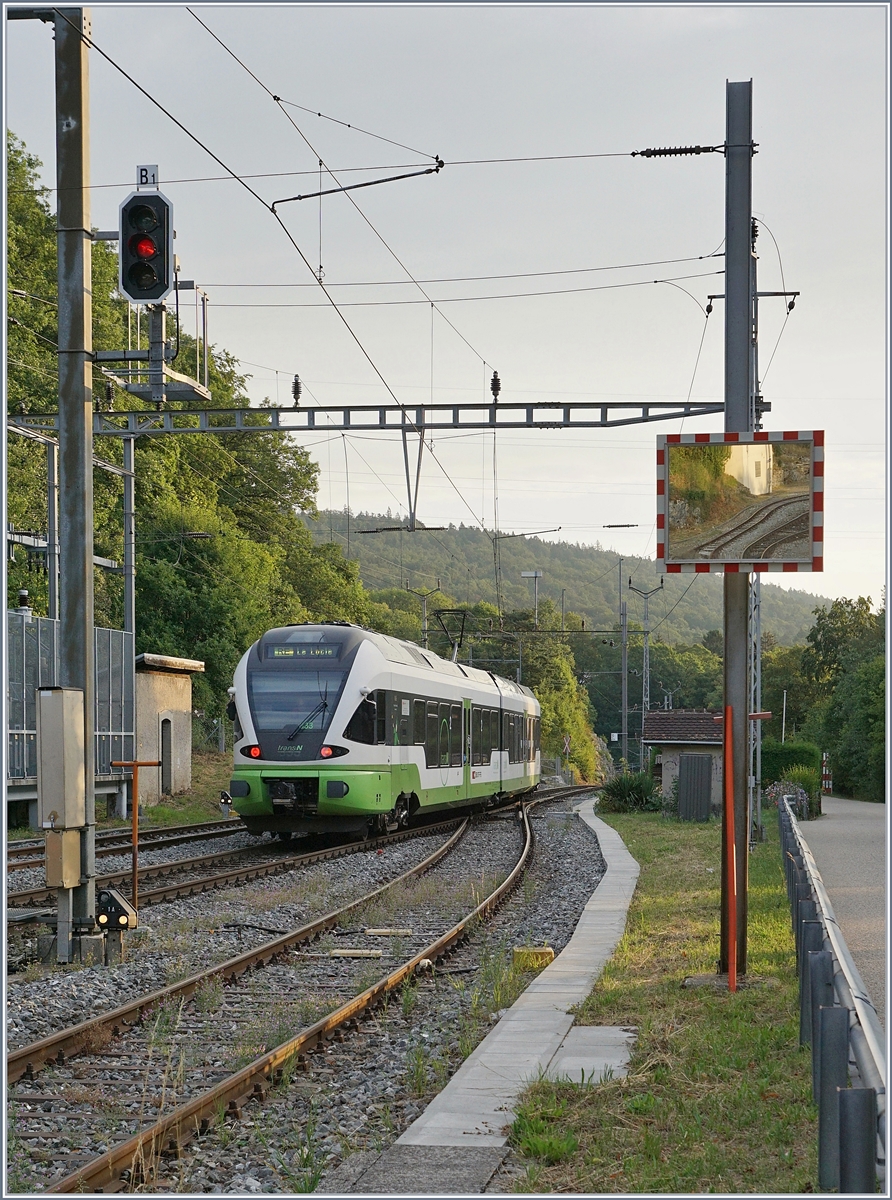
226 623 541 838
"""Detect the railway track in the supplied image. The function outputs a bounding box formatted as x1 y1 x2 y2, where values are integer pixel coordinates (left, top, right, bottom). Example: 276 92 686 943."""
693 493 810 560
7 818 243 870
8 787 587 1193
739 509 810 559
7 816 466 912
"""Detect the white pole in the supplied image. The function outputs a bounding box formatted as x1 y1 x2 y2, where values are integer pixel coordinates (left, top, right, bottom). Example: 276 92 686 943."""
781 691 787 744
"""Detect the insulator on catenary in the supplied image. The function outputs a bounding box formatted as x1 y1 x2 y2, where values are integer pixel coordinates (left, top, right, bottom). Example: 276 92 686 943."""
292 374 302 406
490 370 501 401
632 145 714 157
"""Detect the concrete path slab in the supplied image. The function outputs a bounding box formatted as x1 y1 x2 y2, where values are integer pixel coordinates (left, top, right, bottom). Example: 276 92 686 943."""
398 800 639 1149
544 1025 637 1084
317 1144 508 1194
797 796 886 1025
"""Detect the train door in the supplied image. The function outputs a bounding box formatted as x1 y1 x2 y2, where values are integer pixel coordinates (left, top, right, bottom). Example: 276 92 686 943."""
392 692 411 799
498 701 505 795
463 698 471 796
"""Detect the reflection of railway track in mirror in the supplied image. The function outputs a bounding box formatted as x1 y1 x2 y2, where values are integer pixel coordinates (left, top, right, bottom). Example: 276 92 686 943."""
695 494 810 560
740 510 811 560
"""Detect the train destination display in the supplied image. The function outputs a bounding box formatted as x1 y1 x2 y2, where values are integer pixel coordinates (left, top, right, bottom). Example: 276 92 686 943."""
265 644 341 659
655 432 823 573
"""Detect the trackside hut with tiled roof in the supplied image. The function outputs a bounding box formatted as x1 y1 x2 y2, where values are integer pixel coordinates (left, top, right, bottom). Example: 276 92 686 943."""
642 710 723 815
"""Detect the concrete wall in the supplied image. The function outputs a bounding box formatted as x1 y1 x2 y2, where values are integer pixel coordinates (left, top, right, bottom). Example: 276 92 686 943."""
135 671 193 805
659 746 723 815
724 444 773 497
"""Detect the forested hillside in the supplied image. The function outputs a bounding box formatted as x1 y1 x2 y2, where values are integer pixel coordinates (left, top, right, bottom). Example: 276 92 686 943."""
305 509 831 645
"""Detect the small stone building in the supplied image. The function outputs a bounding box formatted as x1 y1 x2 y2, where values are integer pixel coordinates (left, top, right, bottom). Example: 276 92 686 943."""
642 709 723 813
135 653 205 806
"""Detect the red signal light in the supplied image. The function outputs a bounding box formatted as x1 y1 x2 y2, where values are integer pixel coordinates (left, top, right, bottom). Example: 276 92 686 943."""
119 191 172 302
249 745 261 758
131 234 157 260
320 745 333 758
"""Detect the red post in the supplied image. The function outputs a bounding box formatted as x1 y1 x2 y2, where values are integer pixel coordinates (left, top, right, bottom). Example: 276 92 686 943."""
111 760 161 913
723 706 737 992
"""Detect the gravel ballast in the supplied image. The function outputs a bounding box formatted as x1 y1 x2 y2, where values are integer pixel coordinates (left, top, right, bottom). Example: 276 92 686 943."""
145 797 606 1194
6 828 456 1050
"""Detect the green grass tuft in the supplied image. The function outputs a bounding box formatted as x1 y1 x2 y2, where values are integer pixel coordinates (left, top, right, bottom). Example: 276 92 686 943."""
508 814 818 1193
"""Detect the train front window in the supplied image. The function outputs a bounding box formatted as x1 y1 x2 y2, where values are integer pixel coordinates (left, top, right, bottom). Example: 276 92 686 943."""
247 670 346 740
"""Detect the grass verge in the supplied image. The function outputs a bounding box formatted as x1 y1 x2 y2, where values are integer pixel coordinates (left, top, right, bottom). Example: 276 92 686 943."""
509 811 818 1193
100 750 232 829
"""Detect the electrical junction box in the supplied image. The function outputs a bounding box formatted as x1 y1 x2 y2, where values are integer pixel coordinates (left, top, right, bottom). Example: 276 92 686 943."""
37 687 86 829
45 829 82 888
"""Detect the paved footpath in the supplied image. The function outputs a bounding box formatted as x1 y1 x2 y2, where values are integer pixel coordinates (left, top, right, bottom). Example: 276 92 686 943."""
796 795 886 1026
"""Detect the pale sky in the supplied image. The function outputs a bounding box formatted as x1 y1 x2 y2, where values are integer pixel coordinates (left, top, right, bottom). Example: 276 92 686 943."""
4 3 888 606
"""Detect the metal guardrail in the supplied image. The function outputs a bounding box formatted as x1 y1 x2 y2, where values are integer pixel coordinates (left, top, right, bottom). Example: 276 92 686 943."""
780 797 885 1189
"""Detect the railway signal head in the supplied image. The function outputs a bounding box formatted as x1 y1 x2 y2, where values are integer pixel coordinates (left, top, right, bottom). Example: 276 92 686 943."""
118 191 174 302
96 886 138 929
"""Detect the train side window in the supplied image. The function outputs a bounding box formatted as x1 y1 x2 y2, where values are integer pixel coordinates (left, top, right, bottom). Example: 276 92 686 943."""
413 699 426 745
426 702 439 767
344 695 376 744
490 710 499 755
376 690 388 744
504 713 517 762
450 704 462 767
438 703 450 767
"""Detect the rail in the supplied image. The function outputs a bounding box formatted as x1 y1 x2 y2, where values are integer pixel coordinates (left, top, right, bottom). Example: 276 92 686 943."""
780 797 885 1188
39 803 541 1192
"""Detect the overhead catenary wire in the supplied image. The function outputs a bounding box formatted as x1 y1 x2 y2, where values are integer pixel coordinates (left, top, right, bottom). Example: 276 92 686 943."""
752 218 795 387
186 8 439 162
10 149 680 196
203 269 725 308
53 9 488 541
184 7 494 382
649 575 701 632
200 251 724 288
184 10 495 536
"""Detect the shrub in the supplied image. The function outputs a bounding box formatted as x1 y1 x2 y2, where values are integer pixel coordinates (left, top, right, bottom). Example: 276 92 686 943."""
598 771 661 813
762 779 814 821
662 776 680 819
784 765 822 818
761 738 821 784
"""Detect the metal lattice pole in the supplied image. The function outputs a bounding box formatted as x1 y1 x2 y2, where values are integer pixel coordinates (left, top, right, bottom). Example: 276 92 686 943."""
628 579 663 767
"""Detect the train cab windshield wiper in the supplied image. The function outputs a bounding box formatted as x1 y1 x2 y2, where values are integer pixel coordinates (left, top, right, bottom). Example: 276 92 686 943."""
286 698 328 741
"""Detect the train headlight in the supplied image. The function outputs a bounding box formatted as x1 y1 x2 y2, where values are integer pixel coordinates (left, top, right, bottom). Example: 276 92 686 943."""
320 745 333 758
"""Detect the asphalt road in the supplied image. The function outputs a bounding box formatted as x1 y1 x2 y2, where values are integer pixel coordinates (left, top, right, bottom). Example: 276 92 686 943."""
800 796 886 1026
